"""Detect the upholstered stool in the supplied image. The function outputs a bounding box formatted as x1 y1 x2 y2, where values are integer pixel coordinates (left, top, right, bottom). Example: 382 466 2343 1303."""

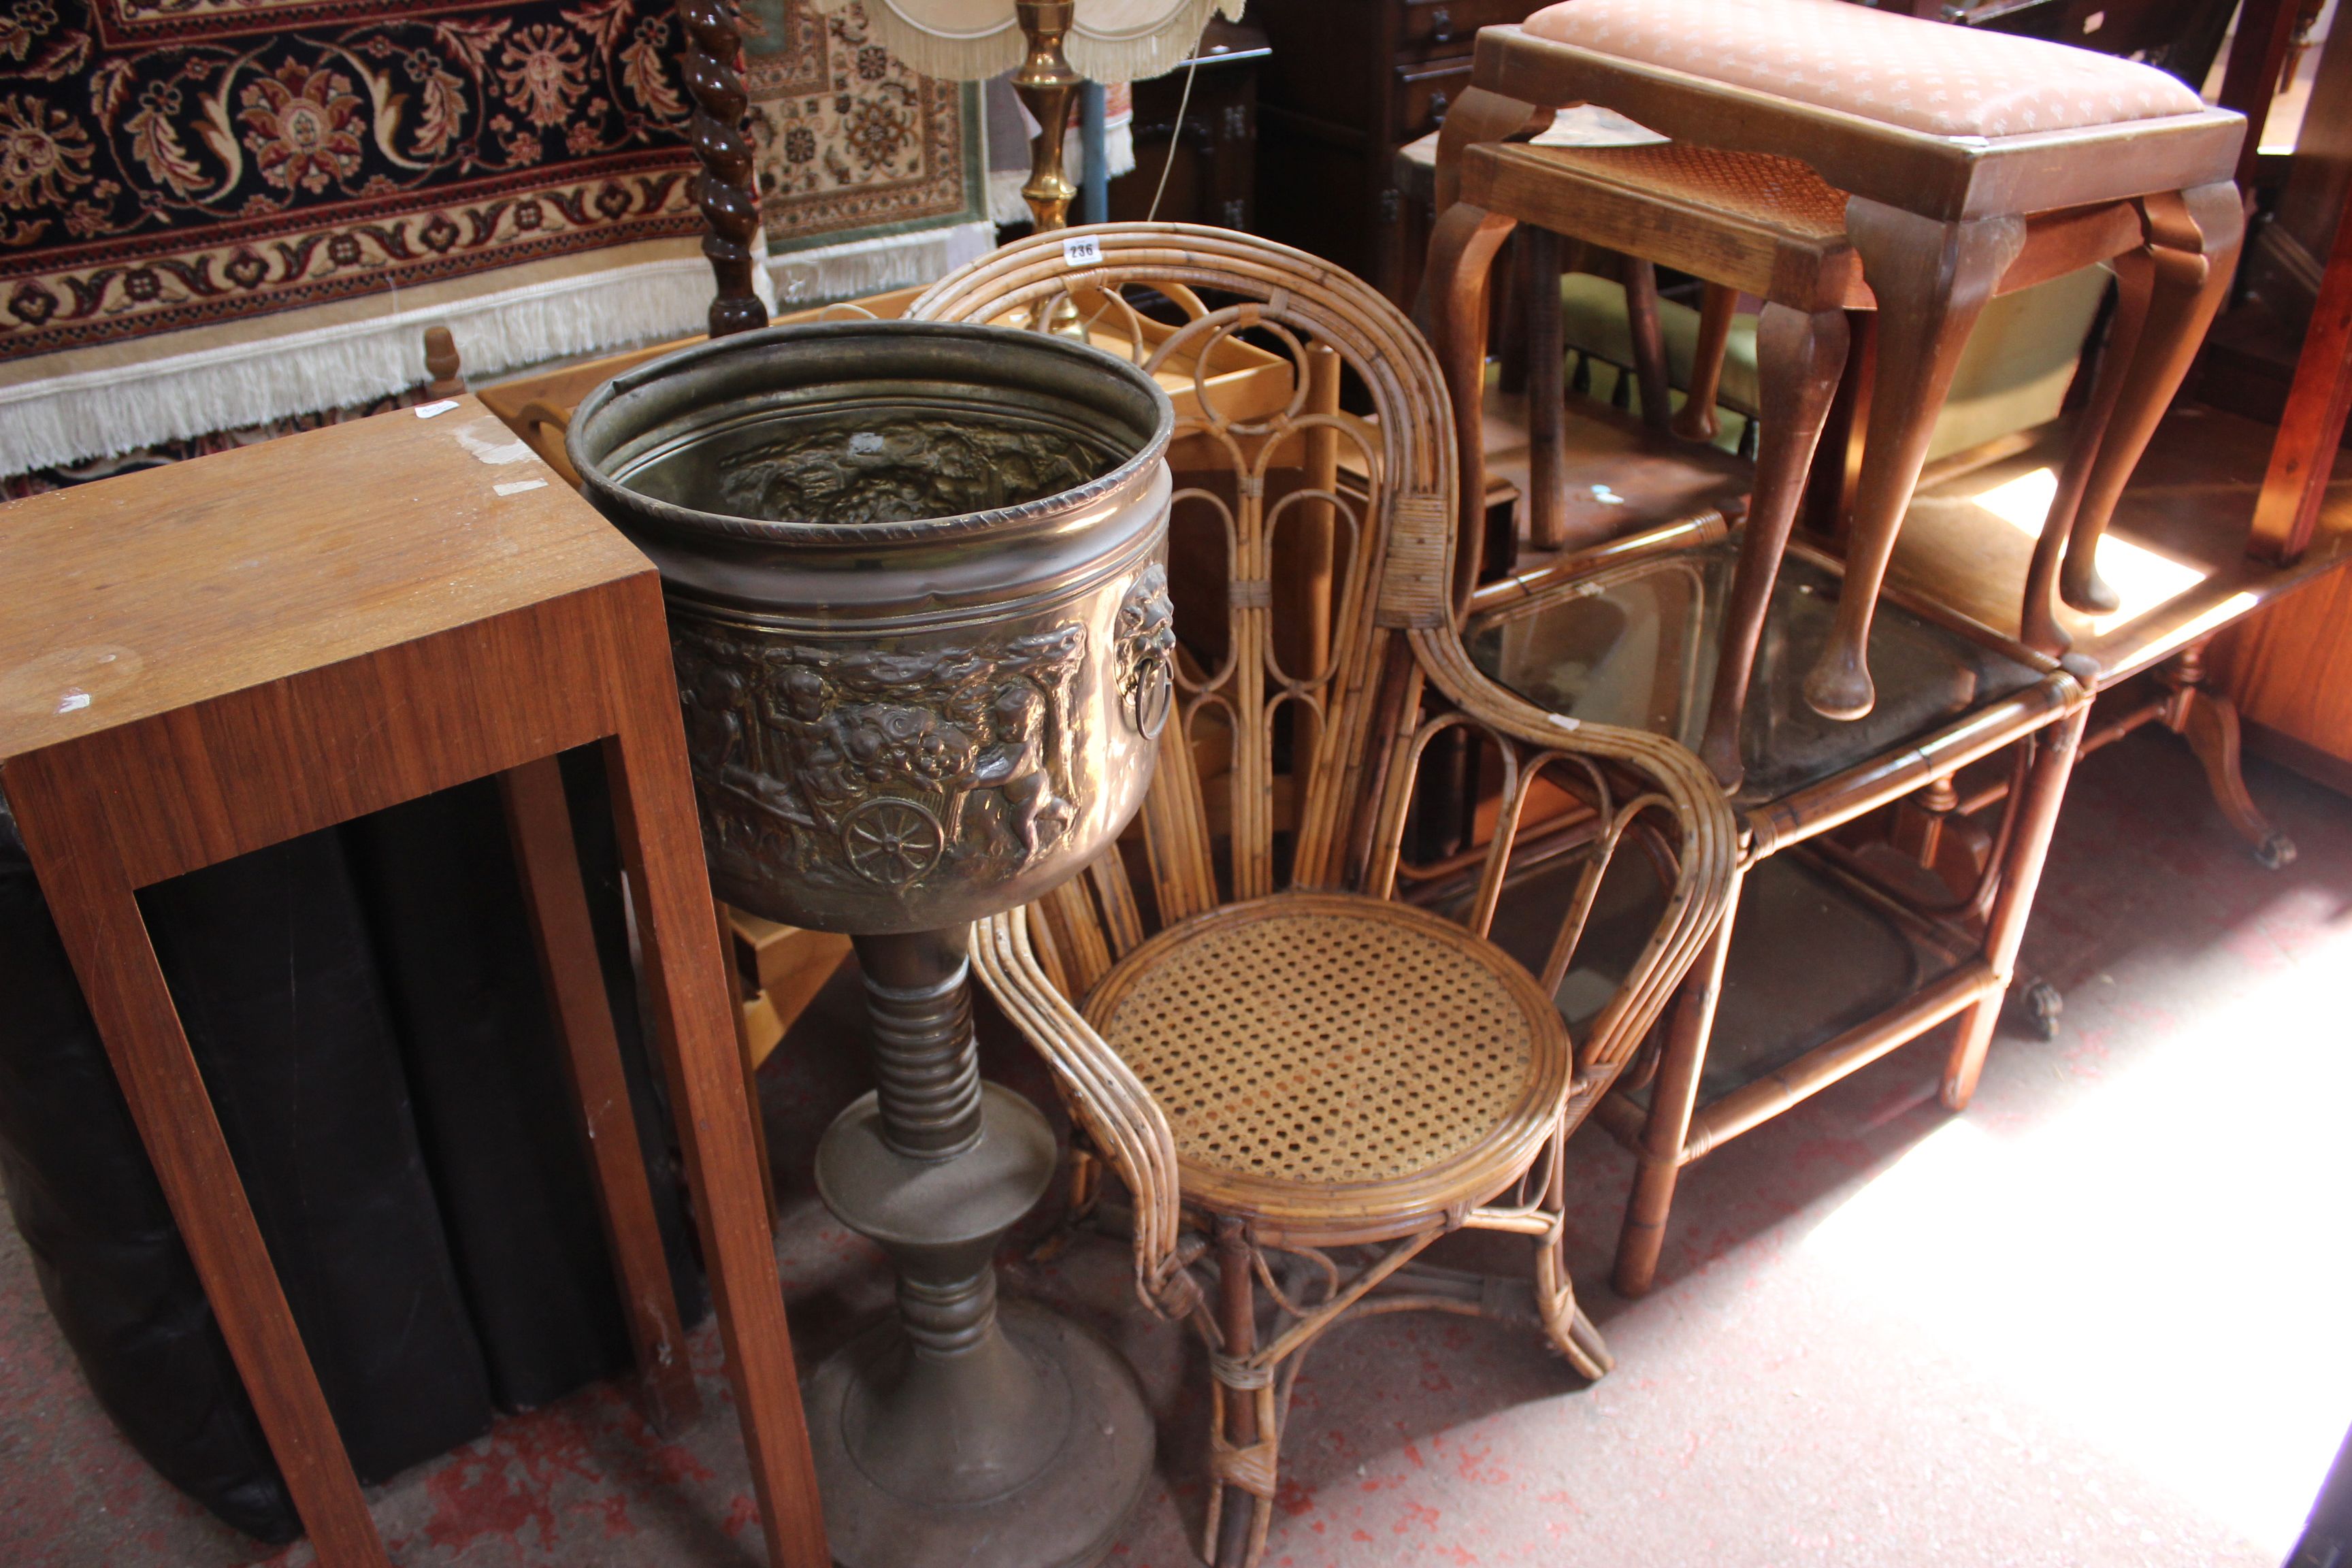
1422 0 2245 720
0 406 828 1568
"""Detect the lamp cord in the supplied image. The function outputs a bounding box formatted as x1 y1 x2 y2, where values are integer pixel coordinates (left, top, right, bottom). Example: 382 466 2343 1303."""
1145 49 1204 223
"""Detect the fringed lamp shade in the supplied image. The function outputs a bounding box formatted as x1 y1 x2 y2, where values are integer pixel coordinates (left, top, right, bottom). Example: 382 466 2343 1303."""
824 0 1245 85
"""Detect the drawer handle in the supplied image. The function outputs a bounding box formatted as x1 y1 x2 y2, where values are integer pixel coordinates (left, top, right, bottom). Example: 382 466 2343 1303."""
1431 4 1452 39
1428 90 1450 124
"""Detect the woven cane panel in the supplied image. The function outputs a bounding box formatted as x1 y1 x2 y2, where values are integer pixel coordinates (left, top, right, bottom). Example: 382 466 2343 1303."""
1091 904 1539 1185
1539 143 1849 240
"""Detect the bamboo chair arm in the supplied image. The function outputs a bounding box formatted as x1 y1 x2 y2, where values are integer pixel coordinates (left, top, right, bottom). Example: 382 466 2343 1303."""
1407 628 1743 1078
969 909 1196 1318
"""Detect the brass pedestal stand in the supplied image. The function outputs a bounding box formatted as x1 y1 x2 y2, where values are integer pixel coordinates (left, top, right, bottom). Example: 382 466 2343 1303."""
655 16 1155 1558
804 930 1152 1568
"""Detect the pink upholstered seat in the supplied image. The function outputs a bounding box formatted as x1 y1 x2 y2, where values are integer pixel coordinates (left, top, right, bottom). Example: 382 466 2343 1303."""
1522 0 2205 139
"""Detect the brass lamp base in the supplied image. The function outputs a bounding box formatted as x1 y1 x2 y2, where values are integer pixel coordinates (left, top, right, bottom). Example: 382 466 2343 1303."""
1012 0 1082 232
1012 0 1091 337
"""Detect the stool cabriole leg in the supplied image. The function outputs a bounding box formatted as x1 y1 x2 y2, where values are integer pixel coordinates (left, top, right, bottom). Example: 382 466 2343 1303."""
1420 199 1520 606
1809 201 2025 721
1698 304 1850 789
2055 182 2244 615
2023 248 2158 653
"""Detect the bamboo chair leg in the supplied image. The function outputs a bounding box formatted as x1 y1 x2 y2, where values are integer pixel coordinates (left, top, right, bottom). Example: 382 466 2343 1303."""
1697 304 1850 789
1614 874 1742 1298
1942 705 2089 1111
1535 1129 1614 1379
1207 1217 1275 1568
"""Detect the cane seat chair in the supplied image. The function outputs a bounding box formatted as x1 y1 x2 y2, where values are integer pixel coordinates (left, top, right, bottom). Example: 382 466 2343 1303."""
909 225 1738 1568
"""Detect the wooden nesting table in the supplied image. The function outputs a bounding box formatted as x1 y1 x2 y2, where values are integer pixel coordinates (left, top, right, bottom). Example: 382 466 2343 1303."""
0 404 828 1568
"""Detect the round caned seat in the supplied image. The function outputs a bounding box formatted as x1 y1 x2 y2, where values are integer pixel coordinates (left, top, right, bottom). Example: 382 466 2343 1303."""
1083 892 1573 1240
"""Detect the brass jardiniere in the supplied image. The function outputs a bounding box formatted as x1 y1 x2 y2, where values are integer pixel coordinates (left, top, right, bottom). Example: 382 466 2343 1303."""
569 320 1175 1568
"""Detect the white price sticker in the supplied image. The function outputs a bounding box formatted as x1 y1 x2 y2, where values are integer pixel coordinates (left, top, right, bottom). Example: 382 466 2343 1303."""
1061 234 1102 267
414 399 460 419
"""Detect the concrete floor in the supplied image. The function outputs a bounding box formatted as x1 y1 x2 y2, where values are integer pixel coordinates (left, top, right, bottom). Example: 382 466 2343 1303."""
3 724 2347 1567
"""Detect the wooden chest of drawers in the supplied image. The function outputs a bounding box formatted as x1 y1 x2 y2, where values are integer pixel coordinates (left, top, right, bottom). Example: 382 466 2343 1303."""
1251 0 1541 302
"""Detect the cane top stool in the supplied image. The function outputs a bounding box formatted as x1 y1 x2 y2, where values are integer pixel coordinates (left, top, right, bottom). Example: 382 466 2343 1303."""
0 404 828 1568
1424 0 2247 722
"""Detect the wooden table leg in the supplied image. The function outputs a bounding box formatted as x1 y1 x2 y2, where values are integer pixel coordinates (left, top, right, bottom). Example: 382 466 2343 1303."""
1808 201 2026 721
1624 258 1674 436
1940 703 2089 1111
1524 226 1569 551
599 581 830 1568
499 753 702 1436
715 901 784 1236
1697 304 1850 789
2250 163 2352 564
4 753 392 1568
1612 868 1741 1300
2160 644 2297 868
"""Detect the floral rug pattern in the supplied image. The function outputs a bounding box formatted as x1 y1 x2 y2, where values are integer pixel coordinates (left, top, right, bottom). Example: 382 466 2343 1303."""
740 0 980 250
0 0 702 358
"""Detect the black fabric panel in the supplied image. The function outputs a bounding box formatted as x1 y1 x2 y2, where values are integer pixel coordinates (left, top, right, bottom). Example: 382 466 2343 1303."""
0 798 299 1544
0 754 711 1544
136 827 495 1486
344 773 644 1411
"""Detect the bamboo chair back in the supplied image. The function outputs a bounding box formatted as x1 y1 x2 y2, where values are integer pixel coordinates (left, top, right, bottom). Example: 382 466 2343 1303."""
911 225 1738 1298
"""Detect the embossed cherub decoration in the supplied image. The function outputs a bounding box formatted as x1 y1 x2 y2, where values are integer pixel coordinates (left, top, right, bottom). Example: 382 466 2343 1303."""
956 681 1075 864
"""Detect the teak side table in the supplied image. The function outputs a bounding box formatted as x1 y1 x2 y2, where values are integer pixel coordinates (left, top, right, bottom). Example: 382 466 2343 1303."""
0 402 828 1568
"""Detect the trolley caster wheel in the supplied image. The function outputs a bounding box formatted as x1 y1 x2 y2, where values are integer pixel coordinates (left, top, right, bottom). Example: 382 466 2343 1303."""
2023 981 2062 1043
2255 831 2297 871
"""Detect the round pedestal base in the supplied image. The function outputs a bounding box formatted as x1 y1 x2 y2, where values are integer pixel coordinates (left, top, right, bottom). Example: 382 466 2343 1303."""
806 1298 1154 1568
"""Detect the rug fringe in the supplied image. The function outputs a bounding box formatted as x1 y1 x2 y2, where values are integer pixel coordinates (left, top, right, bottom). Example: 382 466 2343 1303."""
1 223 987 478
767 220 996 310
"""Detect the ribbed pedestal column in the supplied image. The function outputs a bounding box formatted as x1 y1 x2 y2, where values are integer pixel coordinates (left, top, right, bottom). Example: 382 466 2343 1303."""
806 927 1152 1568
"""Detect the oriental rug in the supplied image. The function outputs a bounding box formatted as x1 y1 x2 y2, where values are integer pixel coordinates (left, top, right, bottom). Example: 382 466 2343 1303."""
0 0 990 477
0 0 704 360
740 0 990 308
